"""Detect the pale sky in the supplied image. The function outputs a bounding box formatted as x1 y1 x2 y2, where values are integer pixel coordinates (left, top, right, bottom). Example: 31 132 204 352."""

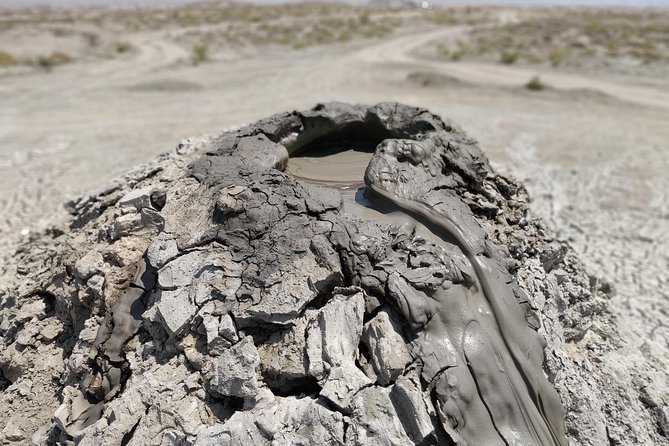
0 0 667 9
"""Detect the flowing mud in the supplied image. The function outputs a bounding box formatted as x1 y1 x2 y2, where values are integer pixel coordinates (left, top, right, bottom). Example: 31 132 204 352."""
283 109 566 445
0 103 664 445
365 148 565 446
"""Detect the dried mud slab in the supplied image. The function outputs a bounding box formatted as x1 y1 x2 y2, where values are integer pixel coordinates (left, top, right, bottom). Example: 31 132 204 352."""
0 103 665 445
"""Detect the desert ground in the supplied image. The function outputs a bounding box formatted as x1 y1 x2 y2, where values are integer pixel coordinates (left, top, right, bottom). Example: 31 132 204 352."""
0 0 667 413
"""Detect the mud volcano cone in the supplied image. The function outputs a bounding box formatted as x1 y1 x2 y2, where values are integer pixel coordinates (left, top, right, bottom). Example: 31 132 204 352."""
0 103 660 446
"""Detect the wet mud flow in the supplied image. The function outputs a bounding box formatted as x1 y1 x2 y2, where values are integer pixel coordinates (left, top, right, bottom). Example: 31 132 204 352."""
282 106 567 445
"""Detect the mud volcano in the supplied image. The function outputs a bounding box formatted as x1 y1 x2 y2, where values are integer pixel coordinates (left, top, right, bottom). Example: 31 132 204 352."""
0 103 664 445
286 106 567 445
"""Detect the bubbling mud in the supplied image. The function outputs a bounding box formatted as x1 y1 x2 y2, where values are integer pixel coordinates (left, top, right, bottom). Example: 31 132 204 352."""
286 145 372 188
286 145 381 220
286 143 450 245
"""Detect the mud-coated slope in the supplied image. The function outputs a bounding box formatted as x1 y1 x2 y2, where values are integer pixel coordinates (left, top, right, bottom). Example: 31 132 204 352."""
0 103 665 445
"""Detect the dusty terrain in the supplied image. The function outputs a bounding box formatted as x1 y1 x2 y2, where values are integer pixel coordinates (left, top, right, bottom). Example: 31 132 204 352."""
0 2 668 443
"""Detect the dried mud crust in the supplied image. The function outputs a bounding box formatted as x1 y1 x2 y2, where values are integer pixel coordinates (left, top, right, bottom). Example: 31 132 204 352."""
0 102 665 445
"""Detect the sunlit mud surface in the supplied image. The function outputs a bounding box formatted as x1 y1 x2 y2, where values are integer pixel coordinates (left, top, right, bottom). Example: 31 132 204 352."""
287 146 372 187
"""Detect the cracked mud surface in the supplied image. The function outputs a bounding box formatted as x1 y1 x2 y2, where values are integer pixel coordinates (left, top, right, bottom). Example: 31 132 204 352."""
0 103 666 445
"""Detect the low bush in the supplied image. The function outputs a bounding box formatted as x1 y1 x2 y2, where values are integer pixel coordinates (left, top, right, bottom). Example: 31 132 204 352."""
191 43 208 65
116 41 132 53
36 51 72 70
549 48 566 66
0 50 20 66
500 51 518 64
525 75 545 91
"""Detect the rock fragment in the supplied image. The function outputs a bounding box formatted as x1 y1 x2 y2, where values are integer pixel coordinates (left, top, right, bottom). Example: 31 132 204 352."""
362 309 412 385
210 337 262 401
305 291 365 379
152 288 196 336
194 396 346 446
389 370 438 444
349 386 413 445
119 187 154 211
146 232 179 269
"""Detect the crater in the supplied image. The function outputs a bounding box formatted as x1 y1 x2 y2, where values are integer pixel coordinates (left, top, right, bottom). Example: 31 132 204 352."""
284 128 452 247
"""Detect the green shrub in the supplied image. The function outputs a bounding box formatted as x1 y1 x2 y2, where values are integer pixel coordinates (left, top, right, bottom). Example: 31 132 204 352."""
476 37 492 54
291 40 307 50
363 24 389 39
526 75 545 91
191 43 208 65
430 11 459 25
338 31 352 42
436 42 449 56
525 53 544 64
0 50 19 66
450 49 465 61
500 51 518 64
36 51 72 70
115 41 132 53
606 42 620 57
580 46 596 57
549 48 566 66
